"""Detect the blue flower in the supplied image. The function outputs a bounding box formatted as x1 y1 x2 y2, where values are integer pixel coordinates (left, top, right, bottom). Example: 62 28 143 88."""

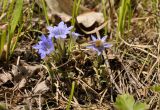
33 35 54 59
87 35 112 55
47 21 73 39
70 32 80 40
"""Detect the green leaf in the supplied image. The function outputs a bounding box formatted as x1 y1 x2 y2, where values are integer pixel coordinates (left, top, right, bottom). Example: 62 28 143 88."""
115 94 135 110
118 0 131 34
0 103 6 110
114 94 149 110
150 85 160 92
10 0 23 34
133 102 149 110
0 30 6 58
2 0 8 14
6 0 23 60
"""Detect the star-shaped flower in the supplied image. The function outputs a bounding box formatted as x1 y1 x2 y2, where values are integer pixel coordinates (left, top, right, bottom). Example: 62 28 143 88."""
47 21 73 39
87 35 112 55
33 35 54 59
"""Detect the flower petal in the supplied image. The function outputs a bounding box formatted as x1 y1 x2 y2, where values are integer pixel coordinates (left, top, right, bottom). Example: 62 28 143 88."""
60 35 67 39
55 35 66 39
71 32 80 39
32 44 40 49
40 34 47 41
48 33 54 39
49 46 54 52
47 26 54 32
97 51 102 55
91 35 97 41
101 36 107 42
104 43 112 48
58 21 65 27
86 45 95 49
67 26 73 30
40 53 46 59
92 47 102 55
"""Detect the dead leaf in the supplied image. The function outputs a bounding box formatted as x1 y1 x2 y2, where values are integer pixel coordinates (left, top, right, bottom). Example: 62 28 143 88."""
11 64 42 84
18 78 27 89
44 0 62 15
44 0 73 15
36 0 104 29
33 81 50 93
56 12 72 22
24 65 42 77
35 0 90 23
39 0 73 22
56 11 105 28
56 0 73 15
77 12 104 28
11 65 20 77
0 73 12 86
12 65 27 83
44 0 89 15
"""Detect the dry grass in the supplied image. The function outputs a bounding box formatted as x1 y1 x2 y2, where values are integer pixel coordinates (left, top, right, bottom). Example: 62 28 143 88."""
0 0 160 109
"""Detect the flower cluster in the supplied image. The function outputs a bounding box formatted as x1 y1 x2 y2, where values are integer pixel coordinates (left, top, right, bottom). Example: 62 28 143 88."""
87 35 112 55
33 21 112 59
33 21 79 59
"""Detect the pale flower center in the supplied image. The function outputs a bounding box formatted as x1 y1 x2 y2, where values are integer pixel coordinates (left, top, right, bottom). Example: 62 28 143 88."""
95 40 103 47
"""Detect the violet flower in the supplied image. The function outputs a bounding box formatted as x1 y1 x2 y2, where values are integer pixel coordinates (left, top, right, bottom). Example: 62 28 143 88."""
87 35 112 55
33 35 54 59
47 21 73 39
70 32 80 40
